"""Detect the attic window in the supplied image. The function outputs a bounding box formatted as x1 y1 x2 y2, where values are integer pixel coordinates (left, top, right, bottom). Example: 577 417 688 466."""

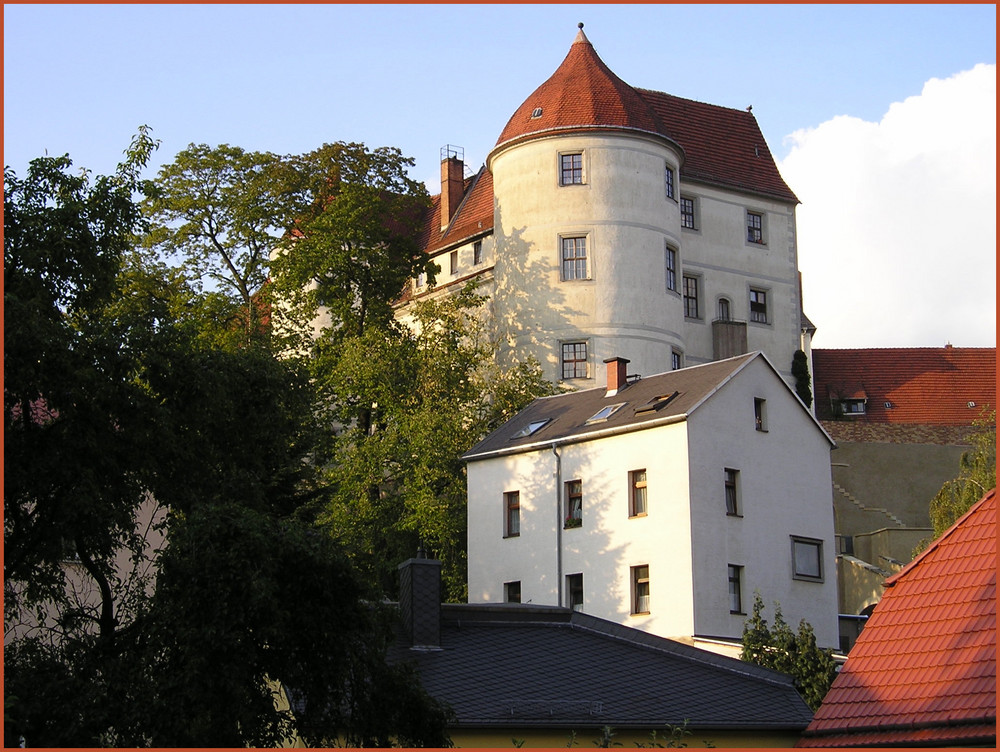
511 419 550 439
531 107 543 118
635 391 680 415
840 399 866 415
884 401 893 409
586 403 625 424
968 401 977 409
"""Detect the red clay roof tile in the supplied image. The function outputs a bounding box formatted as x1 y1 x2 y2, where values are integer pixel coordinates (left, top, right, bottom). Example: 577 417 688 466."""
798 489 996 747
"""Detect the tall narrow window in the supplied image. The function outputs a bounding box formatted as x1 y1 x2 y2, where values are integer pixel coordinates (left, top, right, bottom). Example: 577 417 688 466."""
561 236 588 280
504 491 520 538
724 468 740 516
473 240 483 265
718 297 731 321
728 565 744 613
561 342 588 379
450 250 459 275
683 276 700 319
671 350 682 371
680 197 696 229
560 153 583 185
665 165 675 199
415 271 427 290
567 573 584 611
631 565 650 614
746 211 764 244
565 480 583 528
754 398 767 432
504 581 522 603
629 469 647 517
665 245 677 292
749 289 768 323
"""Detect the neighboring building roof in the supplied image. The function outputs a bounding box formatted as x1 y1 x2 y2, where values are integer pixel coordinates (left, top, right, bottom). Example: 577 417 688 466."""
812 347 996 425
798 489 996 747
390 602 814 733
463 352 831 461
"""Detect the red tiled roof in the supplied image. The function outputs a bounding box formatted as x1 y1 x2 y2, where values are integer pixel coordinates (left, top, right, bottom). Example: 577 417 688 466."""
812 347 996 426
798 489 996 747
418 167 494 257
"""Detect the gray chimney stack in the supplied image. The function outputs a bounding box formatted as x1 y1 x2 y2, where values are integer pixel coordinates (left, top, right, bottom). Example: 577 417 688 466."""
398 555 442 649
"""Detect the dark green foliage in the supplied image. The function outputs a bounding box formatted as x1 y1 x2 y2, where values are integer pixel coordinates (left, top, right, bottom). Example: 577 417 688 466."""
740 592 838 711
792 349 812 408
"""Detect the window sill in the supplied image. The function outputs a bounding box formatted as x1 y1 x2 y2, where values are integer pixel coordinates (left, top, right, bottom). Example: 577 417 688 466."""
629 513 648 519
730 610 746 616
503 534 520 539
726 512 743 518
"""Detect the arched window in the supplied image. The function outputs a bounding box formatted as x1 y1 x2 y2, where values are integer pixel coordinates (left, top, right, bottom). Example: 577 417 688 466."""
718 297 731 321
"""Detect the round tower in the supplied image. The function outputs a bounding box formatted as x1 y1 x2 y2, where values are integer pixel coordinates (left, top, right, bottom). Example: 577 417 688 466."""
488 26 687 386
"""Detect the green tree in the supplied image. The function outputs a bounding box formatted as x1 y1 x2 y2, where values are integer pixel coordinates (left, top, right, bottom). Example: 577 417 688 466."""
914 410 996 555
740 592 838 711
791 349 812 408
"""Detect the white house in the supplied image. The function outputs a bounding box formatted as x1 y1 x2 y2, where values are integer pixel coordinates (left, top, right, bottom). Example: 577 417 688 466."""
400 26 813 390
463 352 839 654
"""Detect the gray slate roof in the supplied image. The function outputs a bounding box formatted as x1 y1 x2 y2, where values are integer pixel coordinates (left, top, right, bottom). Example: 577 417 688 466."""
464 353 759 460
387 602 813 730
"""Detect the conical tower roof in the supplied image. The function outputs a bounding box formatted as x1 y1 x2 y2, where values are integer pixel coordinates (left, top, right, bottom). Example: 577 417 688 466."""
494 25 668 151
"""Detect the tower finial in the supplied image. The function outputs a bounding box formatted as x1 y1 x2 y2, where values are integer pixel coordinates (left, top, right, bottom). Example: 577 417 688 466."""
578 22 584 29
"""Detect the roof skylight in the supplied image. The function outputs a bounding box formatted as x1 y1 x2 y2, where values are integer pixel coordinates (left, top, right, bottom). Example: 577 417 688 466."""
511 419 550 439
586 403 625 424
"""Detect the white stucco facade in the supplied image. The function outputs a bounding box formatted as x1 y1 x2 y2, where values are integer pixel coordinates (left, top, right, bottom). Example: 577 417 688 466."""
466 355 838 650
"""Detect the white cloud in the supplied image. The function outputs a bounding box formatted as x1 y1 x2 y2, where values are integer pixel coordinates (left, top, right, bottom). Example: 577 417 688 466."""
779 64 996 349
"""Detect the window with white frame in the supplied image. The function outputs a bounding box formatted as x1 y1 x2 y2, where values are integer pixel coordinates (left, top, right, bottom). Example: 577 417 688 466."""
450 250 459 275
561 341 589 380
415 271 427 290
504 491 520 538
504 580 522 603
725 468 741 516
561 236 588 280
629 469 647 517
566 573 584 611
665 164 675 199
746 211 765 244
665 244 677 292
631 565 650 614
560 152 584 185
565 480 583 528
728 564 744 613
791 536 824 581
681 196 697 229
749 288 768 324
683 276 700 319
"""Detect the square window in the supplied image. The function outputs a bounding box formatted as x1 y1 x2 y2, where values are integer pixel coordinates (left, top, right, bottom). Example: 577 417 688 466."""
560 153 583 185
725 468 740 516
504 580 522 603
565 480 582 528
631 565 650 614
561 236 588 280
504 491 520 538
566 573 584 611
665 245 677 292
683 276 700 319
753 398 768 432
450 250 459 275
681 197 697 229
749 289 768 324
728 564 744 614
665 165 675 199
792 537 823 581
747 211 765 244
629 469 647 517
473 240 483 265
561 342 588 380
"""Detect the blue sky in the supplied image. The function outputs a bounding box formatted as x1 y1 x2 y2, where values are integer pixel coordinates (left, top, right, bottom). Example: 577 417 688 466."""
4 4 996 348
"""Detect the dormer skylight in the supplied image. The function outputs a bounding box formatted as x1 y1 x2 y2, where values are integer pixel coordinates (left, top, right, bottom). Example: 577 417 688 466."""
531 107 543 118
511 419 550 439
586 403 625 424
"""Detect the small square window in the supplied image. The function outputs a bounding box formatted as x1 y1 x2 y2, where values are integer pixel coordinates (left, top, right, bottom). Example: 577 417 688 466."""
504 580 522 603
725 468 740 516
567 573 584 611
791 537 823 581
561 236 588 280
629 469 647 517
747 211 765 244
450 250 459 275
504 491 520 538
754 398 767 432
665 245 677 292
565 480 582 528
560 153 584 185
473 240 483 265
749 289 768 324
728 564 744 614
631 565 650 614
683 276 700 319
665 165 675 200
681 197 697 229
561 342 588 380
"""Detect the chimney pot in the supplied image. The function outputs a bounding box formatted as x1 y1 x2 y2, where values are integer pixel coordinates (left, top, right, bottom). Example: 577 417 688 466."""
398 556 442 649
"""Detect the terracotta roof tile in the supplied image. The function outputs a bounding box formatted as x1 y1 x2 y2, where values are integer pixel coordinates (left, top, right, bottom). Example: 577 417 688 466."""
798 489 996 747
812 347 996 425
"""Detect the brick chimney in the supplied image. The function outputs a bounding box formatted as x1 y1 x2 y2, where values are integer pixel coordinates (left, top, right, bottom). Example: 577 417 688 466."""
440 145 465 230
604 356 630 397
398 550 441 649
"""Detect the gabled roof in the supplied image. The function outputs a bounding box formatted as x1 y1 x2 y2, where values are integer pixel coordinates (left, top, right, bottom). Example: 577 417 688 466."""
389 603 814 731
418 167 494 257
464 352 831 461
812 347 996 425
798 489 996 747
